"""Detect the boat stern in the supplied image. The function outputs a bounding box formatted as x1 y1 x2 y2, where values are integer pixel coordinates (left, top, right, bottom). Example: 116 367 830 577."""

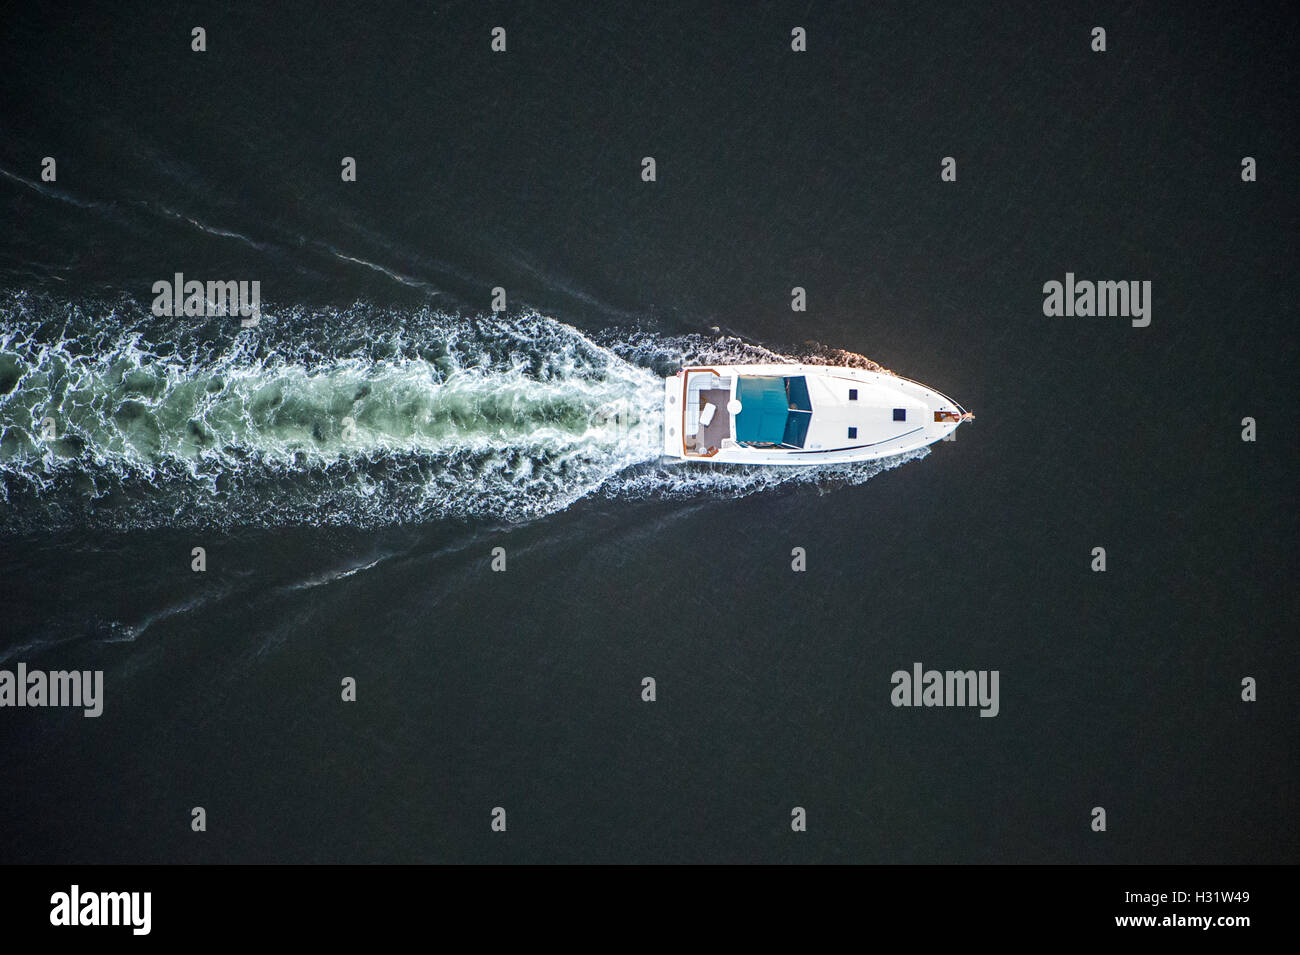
662 372 685 458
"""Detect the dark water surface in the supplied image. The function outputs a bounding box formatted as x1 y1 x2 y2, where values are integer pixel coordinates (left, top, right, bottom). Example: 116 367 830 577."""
1 1 1295 862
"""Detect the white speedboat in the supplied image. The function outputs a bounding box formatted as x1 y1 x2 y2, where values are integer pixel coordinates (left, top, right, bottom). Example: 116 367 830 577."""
662 364 971 464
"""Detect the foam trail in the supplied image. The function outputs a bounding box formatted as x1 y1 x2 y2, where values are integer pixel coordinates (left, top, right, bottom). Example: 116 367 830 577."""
0 295 923 530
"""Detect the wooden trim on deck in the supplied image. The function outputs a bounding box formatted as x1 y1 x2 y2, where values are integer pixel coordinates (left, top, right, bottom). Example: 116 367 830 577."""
682 367 721 458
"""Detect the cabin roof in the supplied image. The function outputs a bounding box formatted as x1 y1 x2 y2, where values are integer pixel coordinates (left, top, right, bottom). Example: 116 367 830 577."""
735 376 812 446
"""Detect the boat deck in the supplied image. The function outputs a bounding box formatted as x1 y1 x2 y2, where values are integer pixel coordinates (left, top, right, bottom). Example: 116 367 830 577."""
690 388 731 452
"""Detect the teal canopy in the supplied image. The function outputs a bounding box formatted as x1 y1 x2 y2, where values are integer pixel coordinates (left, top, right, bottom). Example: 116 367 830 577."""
735 377 811 447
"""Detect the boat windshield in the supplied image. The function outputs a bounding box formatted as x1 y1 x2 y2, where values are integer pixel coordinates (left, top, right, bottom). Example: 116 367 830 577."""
735 376 812 448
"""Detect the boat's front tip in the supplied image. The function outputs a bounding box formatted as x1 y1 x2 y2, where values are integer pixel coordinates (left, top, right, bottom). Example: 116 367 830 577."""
912 379 972 448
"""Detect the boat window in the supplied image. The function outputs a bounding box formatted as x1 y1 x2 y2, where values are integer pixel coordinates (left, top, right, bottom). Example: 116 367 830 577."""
783 410 811 447
893 408 906 421
784 376 812 412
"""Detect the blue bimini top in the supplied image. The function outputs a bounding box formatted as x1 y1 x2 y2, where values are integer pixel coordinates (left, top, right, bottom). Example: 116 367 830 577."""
735 376 812 447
